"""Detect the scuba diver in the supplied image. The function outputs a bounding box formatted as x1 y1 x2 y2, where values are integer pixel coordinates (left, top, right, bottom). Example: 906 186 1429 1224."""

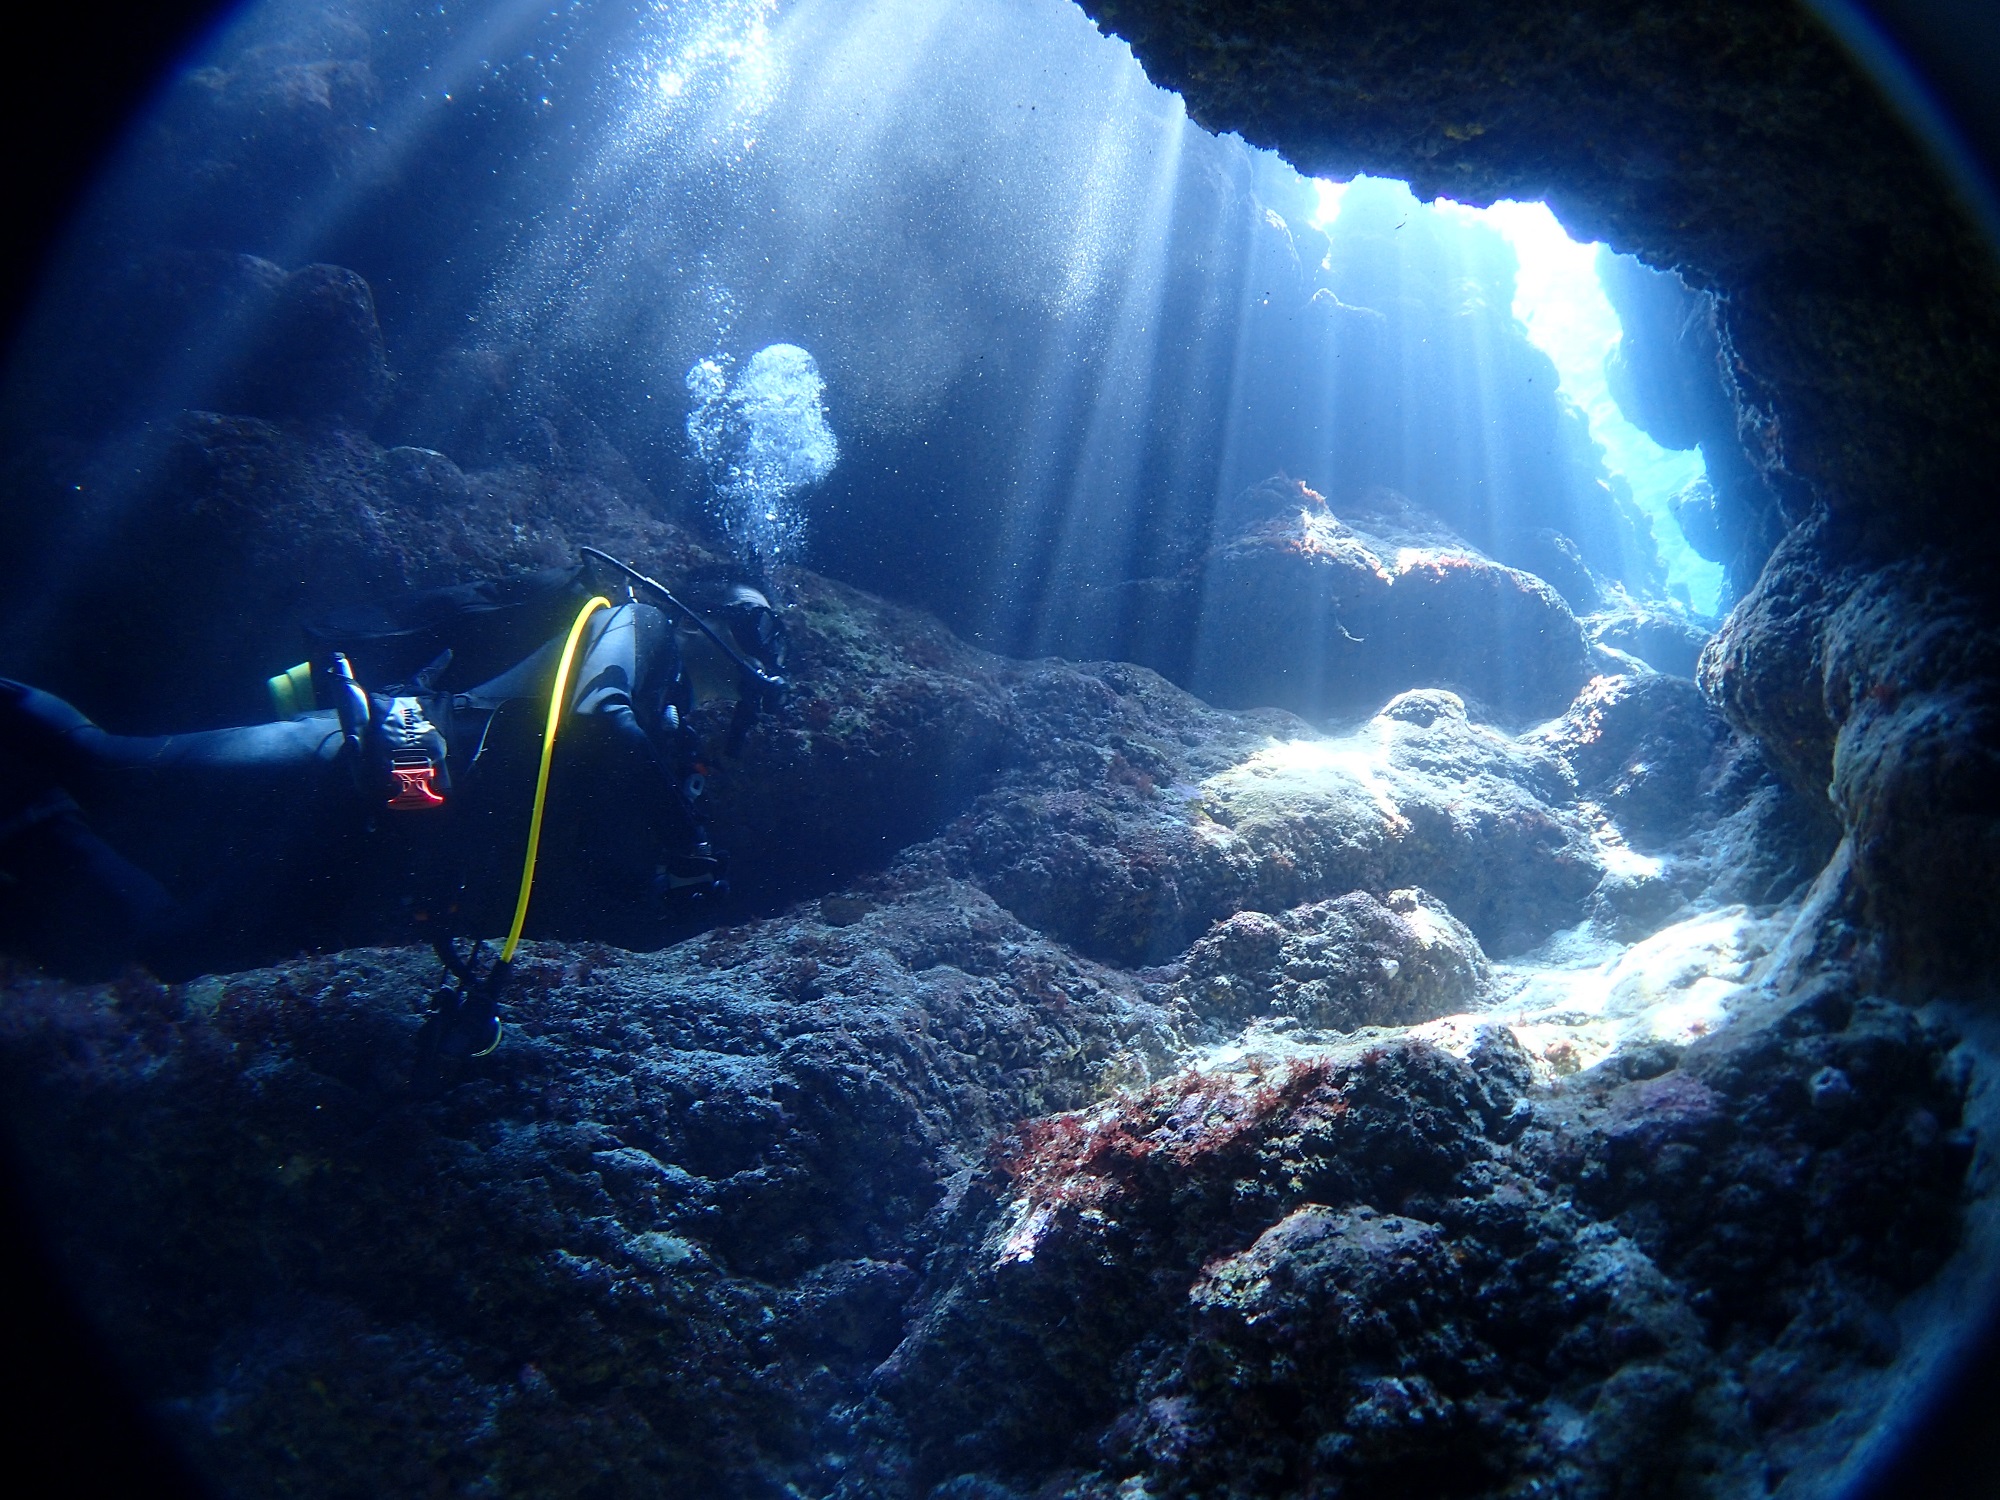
0 548 785 1069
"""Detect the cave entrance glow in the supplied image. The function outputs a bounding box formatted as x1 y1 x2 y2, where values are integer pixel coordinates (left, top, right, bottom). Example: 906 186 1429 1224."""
1316 177 1726 617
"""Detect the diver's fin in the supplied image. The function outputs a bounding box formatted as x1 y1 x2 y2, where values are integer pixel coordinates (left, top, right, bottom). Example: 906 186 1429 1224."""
411 650 454 694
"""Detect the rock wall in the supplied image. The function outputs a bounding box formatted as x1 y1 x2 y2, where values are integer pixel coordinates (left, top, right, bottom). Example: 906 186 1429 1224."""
1702 517 2000 991
1597 252 1782 602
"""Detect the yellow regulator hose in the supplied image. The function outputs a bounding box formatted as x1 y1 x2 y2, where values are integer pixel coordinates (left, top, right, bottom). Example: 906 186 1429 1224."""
501 595 611 963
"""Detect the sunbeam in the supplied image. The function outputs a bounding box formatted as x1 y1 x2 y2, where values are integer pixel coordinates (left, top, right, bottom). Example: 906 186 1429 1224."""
1436 195 1725 615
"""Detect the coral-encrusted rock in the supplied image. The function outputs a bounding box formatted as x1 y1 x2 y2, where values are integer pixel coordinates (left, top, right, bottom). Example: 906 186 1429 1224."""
910 661 1299 963
1176 1206 1493 1486
1819 573 2000 992
876 1045 1505 1480
1173 888 1487 1034
874 1040 1746 1498
0 450 1982 1500
1059 694 1572 958
865 984 1972 1499
1534 987 1971 1433
1544 988 1968 1336
1671 737 1840 914
0 880 1184 1499
1162 478 1593 721
1170 1199 1741 1498
1180 477 1394 711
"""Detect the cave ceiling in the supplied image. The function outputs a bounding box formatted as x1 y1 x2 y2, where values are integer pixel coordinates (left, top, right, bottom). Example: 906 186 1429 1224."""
1078 0 2000 570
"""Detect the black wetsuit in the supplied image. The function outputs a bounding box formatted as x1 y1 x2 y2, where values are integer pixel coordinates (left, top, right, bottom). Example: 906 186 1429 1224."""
0 599 730 979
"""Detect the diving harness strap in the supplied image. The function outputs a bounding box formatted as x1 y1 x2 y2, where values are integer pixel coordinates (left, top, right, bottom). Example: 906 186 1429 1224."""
423 594 610 1064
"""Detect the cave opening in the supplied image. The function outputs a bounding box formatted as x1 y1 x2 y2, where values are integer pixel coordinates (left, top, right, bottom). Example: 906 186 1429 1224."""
0 0 1995 1497
1421 188 1726 618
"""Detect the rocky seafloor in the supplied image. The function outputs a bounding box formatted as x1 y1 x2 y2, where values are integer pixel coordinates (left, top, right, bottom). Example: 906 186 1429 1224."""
1 389 1994 1499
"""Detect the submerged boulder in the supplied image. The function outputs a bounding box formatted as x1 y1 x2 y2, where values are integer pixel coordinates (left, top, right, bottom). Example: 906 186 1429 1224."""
1173 888 1489 1035
941 678 1599 965
226 261 393 424
1134 477 1594 722
1533 672 1731 846
380 342 652 477
25 250 392 435
698 572 1015 912
1584 598 1713 678
379 445 471 507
